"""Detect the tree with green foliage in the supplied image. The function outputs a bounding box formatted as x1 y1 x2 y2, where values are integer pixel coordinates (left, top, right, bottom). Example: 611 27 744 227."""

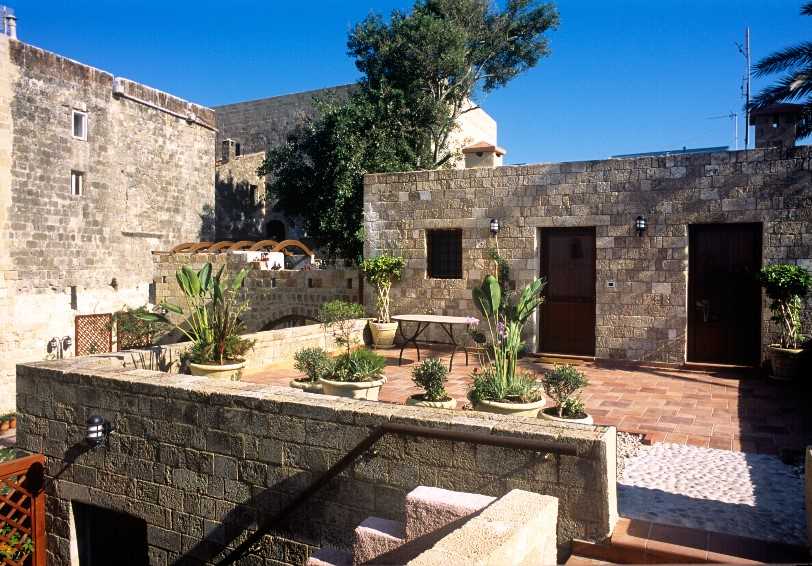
751 2 812 138
260 0 558 258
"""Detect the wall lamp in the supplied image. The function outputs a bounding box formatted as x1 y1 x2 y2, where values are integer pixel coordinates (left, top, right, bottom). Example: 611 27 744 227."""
86 415 113 449
489 218 500 237
634 215 648 237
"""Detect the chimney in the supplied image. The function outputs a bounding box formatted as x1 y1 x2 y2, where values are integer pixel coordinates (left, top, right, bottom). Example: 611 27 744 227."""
749 103 803 149
220 138 239 162
462 141 506 169
1 6 15 39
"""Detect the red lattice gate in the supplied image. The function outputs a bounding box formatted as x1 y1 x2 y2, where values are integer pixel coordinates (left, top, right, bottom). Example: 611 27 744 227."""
0 454 46 566
74 313 113 356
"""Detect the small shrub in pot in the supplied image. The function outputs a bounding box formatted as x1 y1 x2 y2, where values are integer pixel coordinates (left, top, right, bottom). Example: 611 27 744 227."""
319 299 366 355
409 358 456 408
540 365 590 421
319 348 388 400
291 347 333 392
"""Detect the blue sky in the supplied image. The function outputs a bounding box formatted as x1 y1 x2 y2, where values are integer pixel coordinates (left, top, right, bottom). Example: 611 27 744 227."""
17 1 806 164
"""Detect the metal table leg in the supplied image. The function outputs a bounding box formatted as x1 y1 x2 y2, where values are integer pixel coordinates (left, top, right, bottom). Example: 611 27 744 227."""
397 321 429 366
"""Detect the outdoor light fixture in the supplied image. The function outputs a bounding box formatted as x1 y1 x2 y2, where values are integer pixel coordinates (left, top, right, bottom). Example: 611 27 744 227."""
634 215 648 237
489 218 500 236
86 415 112 449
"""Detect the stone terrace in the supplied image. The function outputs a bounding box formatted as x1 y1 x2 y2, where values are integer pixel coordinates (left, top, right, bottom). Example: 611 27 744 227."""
244 345 812 456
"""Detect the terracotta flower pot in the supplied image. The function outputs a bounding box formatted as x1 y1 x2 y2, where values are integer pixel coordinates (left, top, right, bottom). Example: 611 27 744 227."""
474 398 545 418
8 417 15 429
188 360 246 381
369 321 399 349
768 345 805 380
406 395 457 410
0 420 8 432
319 377 386 400
539 407 594 425
289 379 324 393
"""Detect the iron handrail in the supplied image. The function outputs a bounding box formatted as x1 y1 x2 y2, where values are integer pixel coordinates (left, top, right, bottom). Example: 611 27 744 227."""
217 422 584 565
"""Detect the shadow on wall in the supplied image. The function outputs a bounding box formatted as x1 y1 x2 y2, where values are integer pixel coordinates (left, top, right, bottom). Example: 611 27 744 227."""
213 172 266 241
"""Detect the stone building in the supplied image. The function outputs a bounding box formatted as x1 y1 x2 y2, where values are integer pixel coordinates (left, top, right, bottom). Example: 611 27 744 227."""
0 32 215 411
213 86 498 242
364 134 812 368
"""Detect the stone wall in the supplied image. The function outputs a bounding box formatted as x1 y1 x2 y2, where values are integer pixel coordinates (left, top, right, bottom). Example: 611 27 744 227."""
364 146 812 364
16 357 617 565
0 37 215 412
153 253 363 332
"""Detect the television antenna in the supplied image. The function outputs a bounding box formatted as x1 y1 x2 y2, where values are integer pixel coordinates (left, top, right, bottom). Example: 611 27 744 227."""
707 112 739 150
735 27 751 149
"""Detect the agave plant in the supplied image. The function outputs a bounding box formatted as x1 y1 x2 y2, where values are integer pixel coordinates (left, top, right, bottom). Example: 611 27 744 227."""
137 263 254 365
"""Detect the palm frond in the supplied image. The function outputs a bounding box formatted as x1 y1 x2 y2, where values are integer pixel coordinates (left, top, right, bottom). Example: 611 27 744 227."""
751 66 812 108
802 2 812 16
753 42 812 76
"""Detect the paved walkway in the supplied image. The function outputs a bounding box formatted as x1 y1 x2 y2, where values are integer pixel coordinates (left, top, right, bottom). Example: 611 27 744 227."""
244 344 812 455
619 442 806 546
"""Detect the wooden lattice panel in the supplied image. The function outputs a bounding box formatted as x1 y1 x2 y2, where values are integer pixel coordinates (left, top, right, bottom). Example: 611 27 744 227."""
74 313 113 356
0 455 45 566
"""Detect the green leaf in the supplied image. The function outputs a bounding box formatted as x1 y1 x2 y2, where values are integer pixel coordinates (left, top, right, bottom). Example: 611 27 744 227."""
162 302 183 315
199 263 212 292
182 266 201 296
232 269 248 291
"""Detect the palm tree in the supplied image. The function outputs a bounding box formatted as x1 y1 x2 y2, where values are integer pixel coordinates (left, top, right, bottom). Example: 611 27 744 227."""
751 2 812 138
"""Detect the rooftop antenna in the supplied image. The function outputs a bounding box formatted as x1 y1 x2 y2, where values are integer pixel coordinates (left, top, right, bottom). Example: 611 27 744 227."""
736 27 751 149
707 112 739 150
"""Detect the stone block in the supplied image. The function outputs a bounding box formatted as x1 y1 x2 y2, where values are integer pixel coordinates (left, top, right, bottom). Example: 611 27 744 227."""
404 486 496 541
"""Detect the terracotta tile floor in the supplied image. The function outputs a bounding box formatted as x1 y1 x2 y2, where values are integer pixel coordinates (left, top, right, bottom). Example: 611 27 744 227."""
244 344 812 455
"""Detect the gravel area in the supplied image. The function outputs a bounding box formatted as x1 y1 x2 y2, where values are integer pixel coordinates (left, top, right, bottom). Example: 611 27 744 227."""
618 442 806 546
616 431 643 480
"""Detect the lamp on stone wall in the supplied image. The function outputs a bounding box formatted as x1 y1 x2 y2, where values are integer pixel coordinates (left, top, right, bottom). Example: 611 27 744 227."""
634 215 648 237
86 415 112 449
489 218 500 237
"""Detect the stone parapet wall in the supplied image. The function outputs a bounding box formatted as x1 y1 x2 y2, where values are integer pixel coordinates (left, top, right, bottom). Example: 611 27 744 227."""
364 146 812 364
154 253 363 333
16 358 617 565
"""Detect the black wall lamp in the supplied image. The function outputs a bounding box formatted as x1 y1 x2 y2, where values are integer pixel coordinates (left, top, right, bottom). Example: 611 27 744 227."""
86 415 113 449
489 218 500 237
634 215 648 237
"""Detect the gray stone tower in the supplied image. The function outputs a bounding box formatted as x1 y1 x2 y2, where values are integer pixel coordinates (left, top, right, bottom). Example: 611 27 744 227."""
749 103 803 149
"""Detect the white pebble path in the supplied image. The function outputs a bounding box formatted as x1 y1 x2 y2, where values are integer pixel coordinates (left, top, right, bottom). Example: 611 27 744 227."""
618 442 806 546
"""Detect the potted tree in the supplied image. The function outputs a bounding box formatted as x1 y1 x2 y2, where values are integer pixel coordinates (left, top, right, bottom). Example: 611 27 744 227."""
407 358 457 409
360 254 405 348
137 263 254 380
468 275 547 417
757 263 812 379
317 299 388 399
291 347 332 393
539 365 593 424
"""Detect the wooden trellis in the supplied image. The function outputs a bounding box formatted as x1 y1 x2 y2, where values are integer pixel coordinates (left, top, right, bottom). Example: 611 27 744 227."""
74 313 113 356
0 454 46 566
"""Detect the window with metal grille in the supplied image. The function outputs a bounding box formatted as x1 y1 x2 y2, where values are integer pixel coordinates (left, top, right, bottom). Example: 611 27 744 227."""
426 229 463 279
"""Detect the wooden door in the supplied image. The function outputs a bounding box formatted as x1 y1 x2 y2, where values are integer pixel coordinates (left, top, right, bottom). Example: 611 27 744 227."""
688 223 762 365
539 228 596 356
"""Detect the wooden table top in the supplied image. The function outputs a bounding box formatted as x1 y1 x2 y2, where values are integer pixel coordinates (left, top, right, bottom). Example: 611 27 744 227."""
392 314 478 325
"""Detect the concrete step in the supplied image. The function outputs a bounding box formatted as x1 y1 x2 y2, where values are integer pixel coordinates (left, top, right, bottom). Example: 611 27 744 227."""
307 547 352 566
404 486 496 542
353 516 405 565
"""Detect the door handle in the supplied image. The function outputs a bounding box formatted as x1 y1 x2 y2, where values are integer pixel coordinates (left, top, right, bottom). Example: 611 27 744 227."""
695 299 710 323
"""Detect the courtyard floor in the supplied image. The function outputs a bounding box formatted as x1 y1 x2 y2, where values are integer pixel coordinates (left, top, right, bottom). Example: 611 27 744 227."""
244 343 812 456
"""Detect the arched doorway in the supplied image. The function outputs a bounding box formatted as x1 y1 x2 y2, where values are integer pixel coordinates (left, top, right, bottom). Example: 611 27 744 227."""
266 220 286 241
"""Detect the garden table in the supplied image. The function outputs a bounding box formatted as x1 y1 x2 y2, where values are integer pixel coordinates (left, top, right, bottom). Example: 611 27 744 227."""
391 314 477 371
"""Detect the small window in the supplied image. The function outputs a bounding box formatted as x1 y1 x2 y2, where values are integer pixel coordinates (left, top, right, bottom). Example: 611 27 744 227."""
235 142 241 157
248 184 257 203
70 170 84 196
427 229 463 279
72 110 87 140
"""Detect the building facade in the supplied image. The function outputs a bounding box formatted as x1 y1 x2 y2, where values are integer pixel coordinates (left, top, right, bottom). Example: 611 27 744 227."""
364 145 812 367
0 35 215 410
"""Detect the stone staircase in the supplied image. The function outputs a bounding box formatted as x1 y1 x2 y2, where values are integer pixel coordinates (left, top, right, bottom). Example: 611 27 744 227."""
307 486 557 565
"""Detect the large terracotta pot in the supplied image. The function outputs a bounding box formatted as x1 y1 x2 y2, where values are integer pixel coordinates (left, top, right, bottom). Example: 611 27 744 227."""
474 398 545 418
768 345 805 380
406 395 457 410
539 407 594 425
188 360 246 380
319 377 387 400
369 321 399 349
289 379 324 393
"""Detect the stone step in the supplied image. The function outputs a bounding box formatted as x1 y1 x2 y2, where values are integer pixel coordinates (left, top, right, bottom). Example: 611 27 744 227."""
306 547 352 566
404 486 496 542
353 516 405 565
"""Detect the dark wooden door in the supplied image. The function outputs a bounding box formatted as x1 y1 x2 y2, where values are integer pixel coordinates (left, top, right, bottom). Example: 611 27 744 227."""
688 223 762 365
539 228 596 356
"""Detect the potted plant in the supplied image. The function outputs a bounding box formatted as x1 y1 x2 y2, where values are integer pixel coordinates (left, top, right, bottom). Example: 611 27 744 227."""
468 275 547 417
137 263 254 379
291 347 332 393
539 365 593 424
360 254 405 348
407 358 457 409
757 263 812 379
319 348 388 400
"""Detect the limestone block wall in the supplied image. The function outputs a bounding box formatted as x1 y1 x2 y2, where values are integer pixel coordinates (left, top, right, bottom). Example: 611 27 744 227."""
153 253 363 333
16 357 617 565
364 146 812 364
0 37 215 412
